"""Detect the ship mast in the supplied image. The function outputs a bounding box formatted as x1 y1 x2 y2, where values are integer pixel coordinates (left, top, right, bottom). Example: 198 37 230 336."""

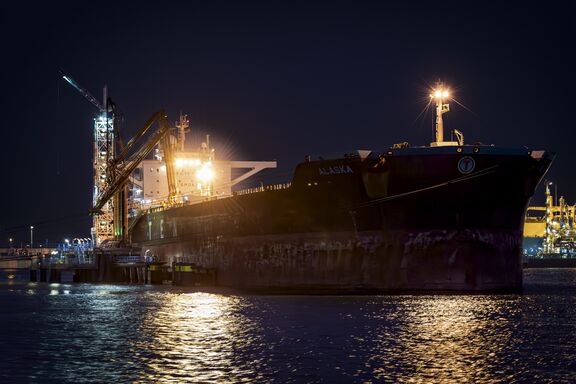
176 113 190 151
430 81 459 147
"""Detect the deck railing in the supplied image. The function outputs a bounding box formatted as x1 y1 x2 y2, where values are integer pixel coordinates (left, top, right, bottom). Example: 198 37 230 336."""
234 182 292 196
132 182 293 216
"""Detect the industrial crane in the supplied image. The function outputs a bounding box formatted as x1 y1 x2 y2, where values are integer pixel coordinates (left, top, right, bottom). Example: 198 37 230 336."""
91 110 177 240
60 71 125 148
60 71 121 244
61 71 178 243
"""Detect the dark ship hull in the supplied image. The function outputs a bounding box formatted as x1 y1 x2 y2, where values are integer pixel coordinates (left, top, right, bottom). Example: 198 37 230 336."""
131 145 553 293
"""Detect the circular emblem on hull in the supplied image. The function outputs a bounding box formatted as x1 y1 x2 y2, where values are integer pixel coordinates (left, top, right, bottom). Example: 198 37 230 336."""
458 156 475 174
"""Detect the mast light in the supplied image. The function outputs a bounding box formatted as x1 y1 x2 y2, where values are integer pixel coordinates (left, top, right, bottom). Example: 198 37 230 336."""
431 89 450 99
429 81 458 146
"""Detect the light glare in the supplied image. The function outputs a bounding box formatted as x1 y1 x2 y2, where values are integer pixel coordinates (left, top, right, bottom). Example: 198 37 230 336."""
431 87 450 99
196 165 214 182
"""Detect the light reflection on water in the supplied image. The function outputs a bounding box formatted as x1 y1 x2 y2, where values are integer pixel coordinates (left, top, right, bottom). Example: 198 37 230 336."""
368 296 516 383
0 269 575 383
137 293 265 383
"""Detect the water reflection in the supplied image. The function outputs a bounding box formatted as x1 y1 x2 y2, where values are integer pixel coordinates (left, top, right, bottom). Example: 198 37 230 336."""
135 292 264 383
2 271 575 383
368 296 518 383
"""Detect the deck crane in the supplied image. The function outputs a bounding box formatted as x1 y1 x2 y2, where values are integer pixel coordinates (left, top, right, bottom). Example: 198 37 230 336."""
60 71 124 244
91 110 176 241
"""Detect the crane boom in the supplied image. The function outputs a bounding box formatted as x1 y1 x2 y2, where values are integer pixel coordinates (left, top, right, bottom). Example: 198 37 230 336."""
60 70 106 112
91 110 172 215
161 133 178 204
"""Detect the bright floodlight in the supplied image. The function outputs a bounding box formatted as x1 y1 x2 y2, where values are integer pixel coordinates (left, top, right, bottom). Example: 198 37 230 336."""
431 88 450 99
196 165 215 182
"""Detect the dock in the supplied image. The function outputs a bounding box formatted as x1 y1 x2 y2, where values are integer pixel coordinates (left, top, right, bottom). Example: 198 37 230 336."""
0 247 215 286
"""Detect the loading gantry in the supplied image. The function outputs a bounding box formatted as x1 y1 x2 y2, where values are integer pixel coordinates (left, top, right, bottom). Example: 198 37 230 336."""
91 110 176 241
61 71 120 245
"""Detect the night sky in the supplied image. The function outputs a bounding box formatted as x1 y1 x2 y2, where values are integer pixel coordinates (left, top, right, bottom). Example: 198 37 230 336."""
1 1 574 247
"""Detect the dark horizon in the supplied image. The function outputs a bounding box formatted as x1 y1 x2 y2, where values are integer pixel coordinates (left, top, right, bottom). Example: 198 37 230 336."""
1 1 574 246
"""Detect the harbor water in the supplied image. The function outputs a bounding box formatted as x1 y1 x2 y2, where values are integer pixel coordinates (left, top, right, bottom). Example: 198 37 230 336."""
1 268 575 383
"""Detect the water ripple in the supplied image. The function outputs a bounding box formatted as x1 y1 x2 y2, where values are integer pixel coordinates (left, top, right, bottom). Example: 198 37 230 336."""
0 269 575 383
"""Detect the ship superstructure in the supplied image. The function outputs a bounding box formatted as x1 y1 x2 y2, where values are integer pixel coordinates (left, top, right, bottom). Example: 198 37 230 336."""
128 113 277 214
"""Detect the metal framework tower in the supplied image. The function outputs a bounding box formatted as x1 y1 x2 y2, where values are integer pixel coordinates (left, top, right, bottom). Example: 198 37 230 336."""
61 72 116 245
93 115 115 244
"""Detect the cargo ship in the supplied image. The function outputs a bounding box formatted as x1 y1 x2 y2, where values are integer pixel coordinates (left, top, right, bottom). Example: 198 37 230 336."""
130 83 554 293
